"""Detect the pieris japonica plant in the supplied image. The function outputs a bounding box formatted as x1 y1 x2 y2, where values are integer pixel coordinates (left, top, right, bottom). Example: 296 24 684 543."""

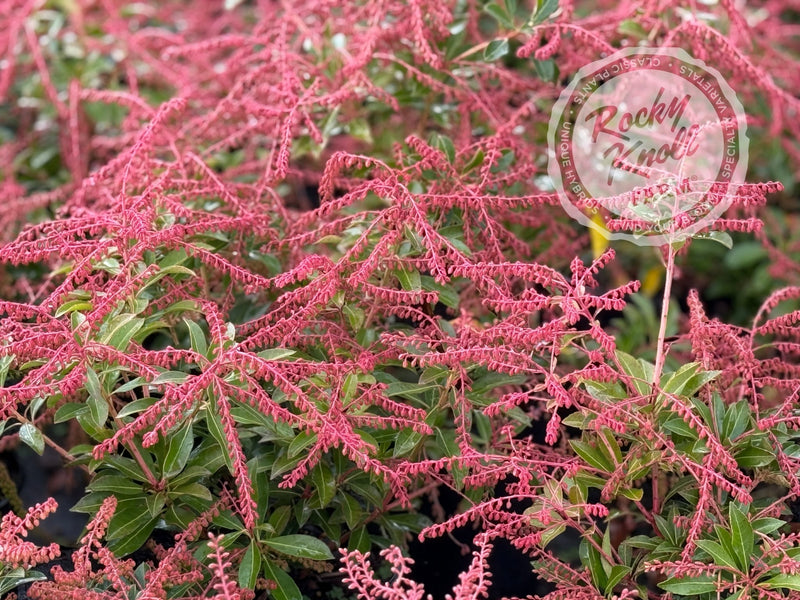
0 0 798 599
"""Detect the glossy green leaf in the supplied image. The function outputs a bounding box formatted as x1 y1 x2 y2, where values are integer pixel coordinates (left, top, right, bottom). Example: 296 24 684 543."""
762 573 800 591
184 319 208 357
239 539 262 589
694 539 737 570
163 423 194 477
729 504 753 571
257 348 296 361
19 423 44 455
262 534 334 560
103 315 144 350
570 440 613 471
531 0 559 25
54 300 93 318
751 517 786 535
735 444 774 468
288 431 317 458
311 462 336 508
340 494 362 529
604 565 630 594
264 560 302 600
87 475 144 495
116 397 159 418
205 408 233 471
152 370 190 385
658 576 717 595
106 499 159 556
483 38 509 62
54 402 88 423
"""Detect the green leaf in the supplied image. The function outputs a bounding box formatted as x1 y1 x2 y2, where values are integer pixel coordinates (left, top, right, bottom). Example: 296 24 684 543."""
239 539 262 589
268 505 292 536
661 362 701 395
340 494 362 529
145 493 166 517
598 427 622 464
106 499 159 555
462 149 485 173
539 524 565 548
19 423 44 455
617 19 648 40
714 524 738 572
579 539 607 590
484 2 514 28
729 504 753 571
262 534 334 560
0 355 12 389
288 431 317 458
310 462 336 508
84 366 103 400
743 442 778 470
104 456 150 482
752 517 786 535
428 132 456 164
103 315 144 350
395 267 422 292
483 38 509 62
682 370 721 398
115 377 147 393
420 276 460 309
55 299 93 318
704 231 734 248
87 475 144 495
762 573 800 591
341 373 358 406
604 565 630 594
348 527 371 553
71 492 110 514
152 370 190 385
184 319 208 357
230 402 273 427
659 575 717 595
618 487 644 501
534 59 559 83
54 402 88 423
257 348 296 361
343 305 365 330
170 464 210 489
694 539 738 570
86 370 109 429
0 569 46 594
163 423 194 477
393 428 423 457
615 351 651 396
264 560 302 600
116 397 159 418
170 482 213 501
722 400 750 442
205 408 233 471
570 440 613 471
386 381 441 398
531 0 559 25
662 416 697 439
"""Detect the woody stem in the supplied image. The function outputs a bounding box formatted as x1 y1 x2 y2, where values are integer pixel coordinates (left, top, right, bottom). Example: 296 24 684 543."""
652 244 677 388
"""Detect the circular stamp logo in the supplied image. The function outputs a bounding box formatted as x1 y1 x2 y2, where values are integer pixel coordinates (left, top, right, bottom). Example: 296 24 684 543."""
547 47 748 246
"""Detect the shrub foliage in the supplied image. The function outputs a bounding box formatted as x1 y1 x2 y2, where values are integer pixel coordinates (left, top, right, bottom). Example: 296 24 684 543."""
0 0 799 599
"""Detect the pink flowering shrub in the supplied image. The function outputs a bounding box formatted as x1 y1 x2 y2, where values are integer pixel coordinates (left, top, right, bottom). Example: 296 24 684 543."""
0 0 798 598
